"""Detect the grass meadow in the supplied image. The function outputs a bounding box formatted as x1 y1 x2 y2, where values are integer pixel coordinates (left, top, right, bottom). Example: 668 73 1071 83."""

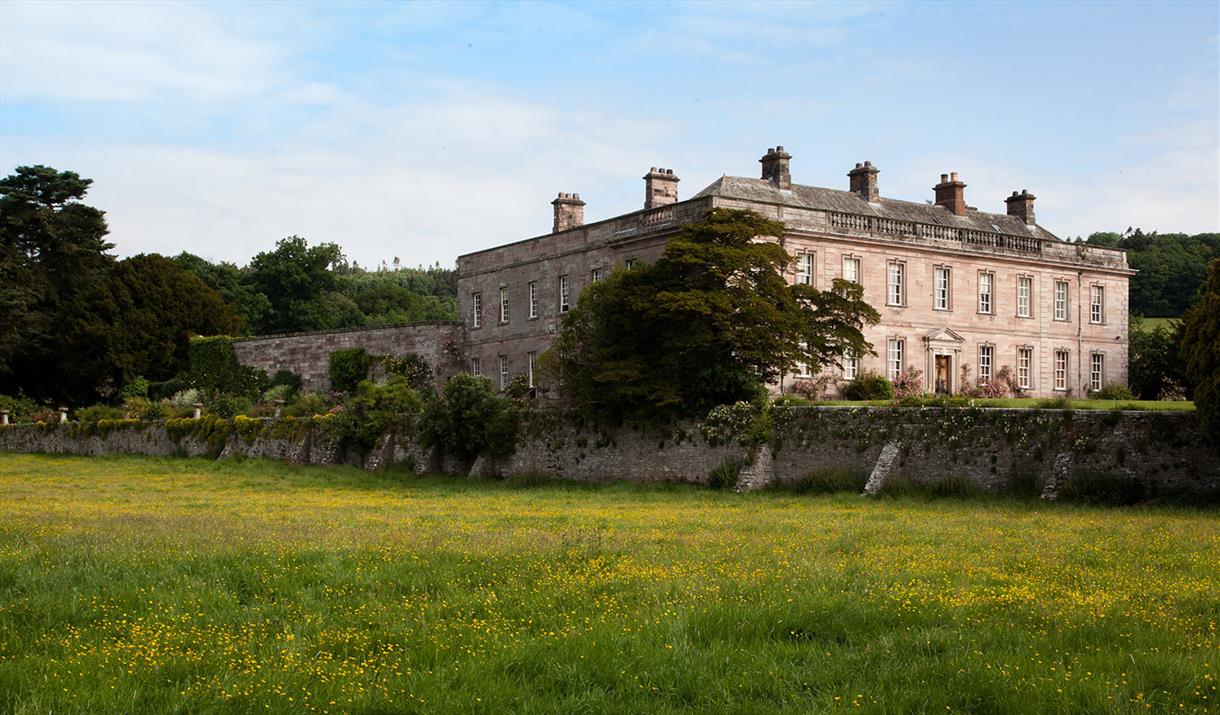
0 455 1216 714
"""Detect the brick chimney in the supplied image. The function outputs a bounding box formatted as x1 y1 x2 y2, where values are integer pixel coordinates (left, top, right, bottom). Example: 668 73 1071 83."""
760 146 792 189
933 172 967 216
551 192 585 233
848 161 880 202
1005 189 1036 224
643 167 679 209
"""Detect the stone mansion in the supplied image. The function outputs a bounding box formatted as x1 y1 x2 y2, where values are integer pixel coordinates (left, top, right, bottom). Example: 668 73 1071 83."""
234 145 1131 399
456 146 1130 399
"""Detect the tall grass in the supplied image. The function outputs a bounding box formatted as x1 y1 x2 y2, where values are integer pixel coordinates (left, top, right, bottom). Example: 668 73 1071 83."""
0 454 1216 713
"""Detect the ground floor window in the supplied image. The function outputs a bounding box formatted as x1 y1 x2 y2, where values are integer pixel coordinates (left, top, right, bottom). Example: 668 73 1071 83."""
1017 347 1033 390
527 352 536 388
471 357 481 377
887 339 903 380
1090 353 1105 392
498 354 509 390
794 341 812 378
842 349 858 380
1054 350 1068 391
979 345 994 384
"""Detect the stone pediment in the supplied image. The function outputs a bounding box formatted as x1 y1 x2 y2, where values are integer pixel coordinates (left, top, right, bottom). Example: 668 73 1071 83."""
924 326 966 343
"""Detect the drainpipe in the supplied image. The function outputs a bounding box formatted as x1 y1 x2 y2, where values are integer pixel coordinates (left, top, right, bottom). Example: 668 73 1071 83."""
1076 271 1084 394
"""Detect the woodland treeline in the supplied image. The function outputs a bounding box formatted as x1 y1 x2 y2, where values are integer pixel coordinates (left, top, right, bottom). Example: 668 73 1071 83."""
1083 230 1219 317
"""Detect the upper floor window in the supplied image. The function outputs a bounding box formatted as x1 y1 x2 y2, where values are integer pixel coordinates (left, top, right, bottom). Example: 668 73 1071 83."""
887 261 905 306
979 344 994 384
528 281 538 319
842 256 860 284
887 338 904 380
795 252 813 286
978 272 994 314
499 287 509 323
1054 350 1068 391
1090 352 1105 391
591 268 604 283
1017 346 1033 389
471 292 482 329
1017 276 1032 318
933 266 951 311
1054 281 1069 321
1090 285 1105 324
559 275 571 312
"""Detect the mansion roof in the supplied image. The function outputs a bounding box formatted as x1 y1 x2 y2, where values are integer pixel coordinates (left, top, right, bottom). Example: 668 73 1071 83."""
692 175 1060 242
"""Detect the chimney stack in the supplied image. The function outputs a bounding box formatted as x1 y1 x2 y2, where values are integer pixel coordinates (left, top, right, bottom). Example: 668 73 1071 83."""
1005 189 1036 225
551 192 585 233
848 161 880 203
760 146 792 189
643 167 680 209
933 171 967 216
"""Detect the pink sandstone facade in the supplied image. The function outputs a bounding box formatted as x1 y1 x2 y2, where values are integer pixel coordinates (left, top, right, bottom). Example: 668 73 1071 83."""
459 146 1132 399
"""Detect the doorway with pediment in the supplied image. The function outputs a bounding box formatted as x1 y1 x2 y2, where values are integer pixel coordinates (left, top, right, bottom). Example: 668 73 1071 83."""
924 327 965 396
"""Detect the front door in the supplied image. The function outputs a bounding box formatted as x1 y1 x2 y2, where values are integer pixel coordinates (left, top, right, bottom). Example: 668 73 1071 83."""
934 355 951 395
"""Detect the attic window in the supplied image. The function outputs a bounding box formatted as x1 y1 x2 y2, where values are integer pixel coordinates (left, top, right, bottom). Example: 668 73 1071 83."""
990 223 1002 233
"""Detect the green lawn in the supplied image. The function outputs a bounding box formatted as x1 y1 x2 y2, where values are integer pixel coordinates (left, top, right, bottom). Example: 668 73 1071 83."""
1133 317 1181 333
0 455 1216 714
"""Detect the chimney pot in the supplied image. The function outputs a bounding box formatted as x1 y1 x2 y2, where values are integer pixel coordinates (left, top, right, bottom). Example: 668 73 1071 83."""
934 172 968 216
643 165 680 209
760 145 792 189
1005 188 1037 224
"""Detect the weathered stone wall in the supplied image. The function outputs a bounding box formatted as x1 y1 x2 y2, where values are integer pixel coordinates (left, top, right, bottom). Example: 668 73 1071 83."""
232 322 465 392
1 408 1215 501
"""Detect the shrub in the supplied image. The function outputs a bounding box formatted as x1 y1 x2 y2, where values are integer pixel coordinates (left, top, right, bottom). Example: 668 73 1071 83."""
891 366 924 398
1091 383 1135 401
261 384 294 405
1033 397 1072 410
329 348 371 394
168 389 201 413
29 406 59 424
707 458 745 490
148 378 186 401
118 376 150 400
790 375 832 400
74 404 124 424
271 369 303 394
419 374 518 463
843 371 894 400
380 354 432 395
775 468 868 495
0 394 39 423
210 395 252 419
328 376 424 454
283 392 331 418
187 337 269 400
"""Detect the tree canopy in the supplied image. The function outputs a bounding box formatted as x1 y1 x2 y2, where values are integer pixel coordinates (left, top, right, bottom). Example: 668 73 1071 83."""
1180 259 1220 444
544 209 879 424
1085 230 1220 316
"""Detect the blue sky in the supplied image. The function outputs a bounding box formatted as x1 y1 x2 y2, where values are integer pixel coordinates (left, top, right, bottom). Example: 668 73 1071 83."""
1 0 1217 268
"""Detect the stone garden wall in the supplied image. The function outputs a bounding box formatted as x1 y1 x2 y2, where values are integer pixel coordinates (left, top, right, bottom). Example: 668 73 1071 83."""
232 322 466 393
1 408 1216 502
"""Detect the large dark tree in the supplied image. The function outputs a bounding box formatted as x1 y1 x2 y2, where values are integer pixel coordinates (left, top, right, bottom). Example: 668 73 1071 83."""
174 252 271 332
1180 259 1220 444
0 166 114 401
544 209 879 424
67 255 243 395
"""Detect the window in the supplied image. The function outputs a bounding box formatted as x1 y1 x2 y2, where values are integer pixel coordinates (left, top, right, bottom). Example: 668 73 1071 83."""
528 281 538 319
1017 347 1033 389
559 275 571 312
1054 350 1068 391
498 354 509 391
842 256 860 284
499 287 509 323
887 338 904 380
794 341 811 378
1017 276 1032 318
979 345 994 384
842 348 859 380
527 352 536 388
471 357 481 376
933 266 951 310
887 261 905 306
1054 281 1069 321
1090 285 1105 324
795 252 813 286
591 268 604 283
471 292 482 328
624 258 637 270
1090 353 1105 391
978 272 993 314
